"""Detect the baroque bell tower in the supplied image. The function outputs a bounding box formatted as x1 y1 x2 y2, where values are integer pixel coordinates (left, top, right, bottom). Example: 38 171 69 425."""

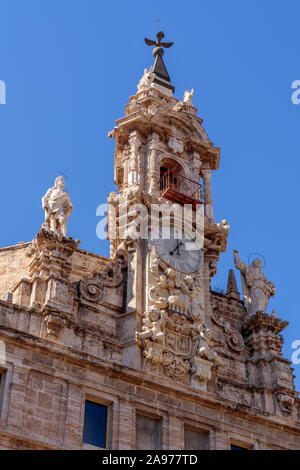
107 31 230 389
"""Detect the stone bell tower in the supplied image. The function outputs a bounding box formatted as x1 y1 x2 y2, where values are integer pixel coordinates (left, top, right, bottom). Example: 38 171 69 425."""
107 31 230 389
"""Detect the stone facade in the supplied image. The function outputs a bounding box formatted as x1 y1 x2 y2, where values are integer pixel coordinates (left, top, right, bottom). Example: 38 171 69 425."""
0 35 299 450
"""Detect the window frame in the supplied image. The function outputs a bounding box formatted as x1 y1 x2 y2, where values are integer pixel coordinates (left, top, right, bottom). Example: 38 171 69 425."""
0 368 6 412
135 411 162 450
82 397 111 449
230 439 253 450
184 425 211 450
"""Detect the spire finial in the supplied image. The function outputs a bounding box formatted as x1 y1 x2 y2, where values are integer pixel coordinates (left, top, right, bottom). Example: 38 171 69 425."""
144 29 174 57
144 28 175 93
226 269 240 300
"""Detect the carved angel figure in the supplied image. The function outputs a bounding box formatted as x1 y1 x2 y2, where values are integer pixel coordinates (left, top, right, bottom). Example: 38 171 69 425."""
137 68 154 92
233 250 276 317
42 176 73 237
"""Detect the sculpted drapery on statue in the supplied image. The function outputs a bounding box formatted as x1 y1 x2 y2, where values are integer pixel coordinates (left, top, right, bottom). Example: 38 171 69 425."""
233 249 276 317
42 176 73 237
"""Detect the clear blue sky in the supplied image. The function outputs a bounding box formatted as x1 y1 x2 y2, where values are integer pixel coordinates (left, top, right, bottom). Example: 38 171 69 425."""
0 0 299 389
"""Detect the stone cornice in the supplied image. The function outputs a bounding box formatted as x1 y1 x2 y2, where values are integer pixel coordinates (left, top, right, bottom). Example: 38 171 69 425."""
0 324 299 434
243 311 289 335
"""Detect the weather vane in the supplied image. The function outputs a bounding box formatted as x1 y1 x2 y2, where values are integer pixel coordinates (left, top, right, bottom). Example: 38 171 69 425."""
145 22 173 50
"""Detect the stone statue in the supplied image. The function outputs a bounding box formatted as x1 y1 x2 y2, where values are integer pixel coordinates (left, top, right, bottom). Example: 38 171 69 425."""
137 68 154 91
196 324 224 366
42 176 73 237
183 89 194 105
233 250 276 317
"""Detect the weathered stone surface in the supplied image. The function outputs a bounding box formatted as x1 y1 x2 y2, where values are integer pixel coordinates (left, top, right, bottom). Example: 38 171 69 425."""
0 40 299 450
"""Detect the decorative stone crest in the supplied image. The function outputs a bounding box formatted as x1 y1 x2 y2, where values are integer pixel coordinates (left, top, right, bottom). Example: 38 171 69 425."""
168 136 184 154
137 256 223 386
211 309 245 353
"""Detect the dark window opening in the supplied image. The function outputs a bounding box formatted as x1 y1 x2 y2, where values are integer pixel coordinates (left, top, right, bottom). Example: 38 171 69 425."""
83 400 108 448
230 444 249 450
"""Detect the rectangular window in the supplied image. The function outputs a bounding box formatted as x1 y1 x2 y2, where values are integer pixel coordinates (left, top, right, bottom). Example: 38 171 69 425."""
230 443 249 450
184 428 209 450
82 400 108 448
136 414 161 450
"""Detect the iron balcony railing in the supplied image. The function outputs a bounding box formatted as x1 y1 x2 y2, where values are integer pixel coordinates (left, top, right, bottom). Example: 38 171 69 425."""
159 171 204 205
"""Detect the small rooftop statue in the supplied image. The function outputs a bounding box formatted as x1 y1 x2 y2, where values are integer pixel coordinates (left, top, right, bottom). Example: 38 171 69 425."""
183 89 194 105
233 249 276 317
42 176 73 237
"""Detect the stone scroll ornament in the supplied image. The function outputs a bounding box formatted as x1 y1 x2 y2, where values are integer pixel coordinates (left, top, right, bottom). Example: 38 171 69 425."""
79 243 127 303
137 257 224 383
233 250 276 317
211 306 245 353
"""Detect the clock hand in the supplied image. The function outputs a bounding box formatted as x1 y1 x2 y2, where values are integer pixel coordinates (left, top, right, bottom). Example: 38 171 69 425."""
169 240 183 256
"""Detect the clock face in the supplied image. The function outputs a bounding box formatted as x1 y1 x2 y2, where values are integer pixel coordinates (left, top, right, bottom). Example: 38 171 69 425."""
152 226 202 273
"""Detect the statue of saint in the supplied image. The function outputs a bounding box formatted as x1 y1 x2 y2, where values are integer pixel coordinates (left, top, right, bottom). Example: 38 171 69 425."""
183 88 194 105
42 176 73 237
233 250 276 316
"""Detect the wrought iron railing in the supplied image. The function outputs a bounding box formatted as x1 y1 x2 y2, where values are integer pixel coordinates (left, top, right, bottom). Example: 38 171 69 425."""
159 171 204 204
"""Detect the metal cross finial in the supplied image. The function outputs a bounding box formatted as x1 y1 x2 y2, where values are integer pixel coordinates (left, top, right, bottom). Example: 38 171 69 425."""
145 29 173 49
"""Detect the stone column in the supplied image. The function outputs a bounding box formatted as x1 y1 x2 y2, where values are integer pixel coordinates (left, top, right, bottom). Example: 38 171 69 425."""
128 131 142 186
202 169 213 219
191 152 201 182
148 133 160 196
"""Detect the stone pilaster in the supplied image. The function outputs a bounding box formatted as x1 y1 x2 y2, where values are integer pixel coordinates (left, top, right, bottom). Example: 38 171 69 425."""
148 133 160 196
243 312 297 415
128 131 142 186
16 229 80 338
202 169 213 218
